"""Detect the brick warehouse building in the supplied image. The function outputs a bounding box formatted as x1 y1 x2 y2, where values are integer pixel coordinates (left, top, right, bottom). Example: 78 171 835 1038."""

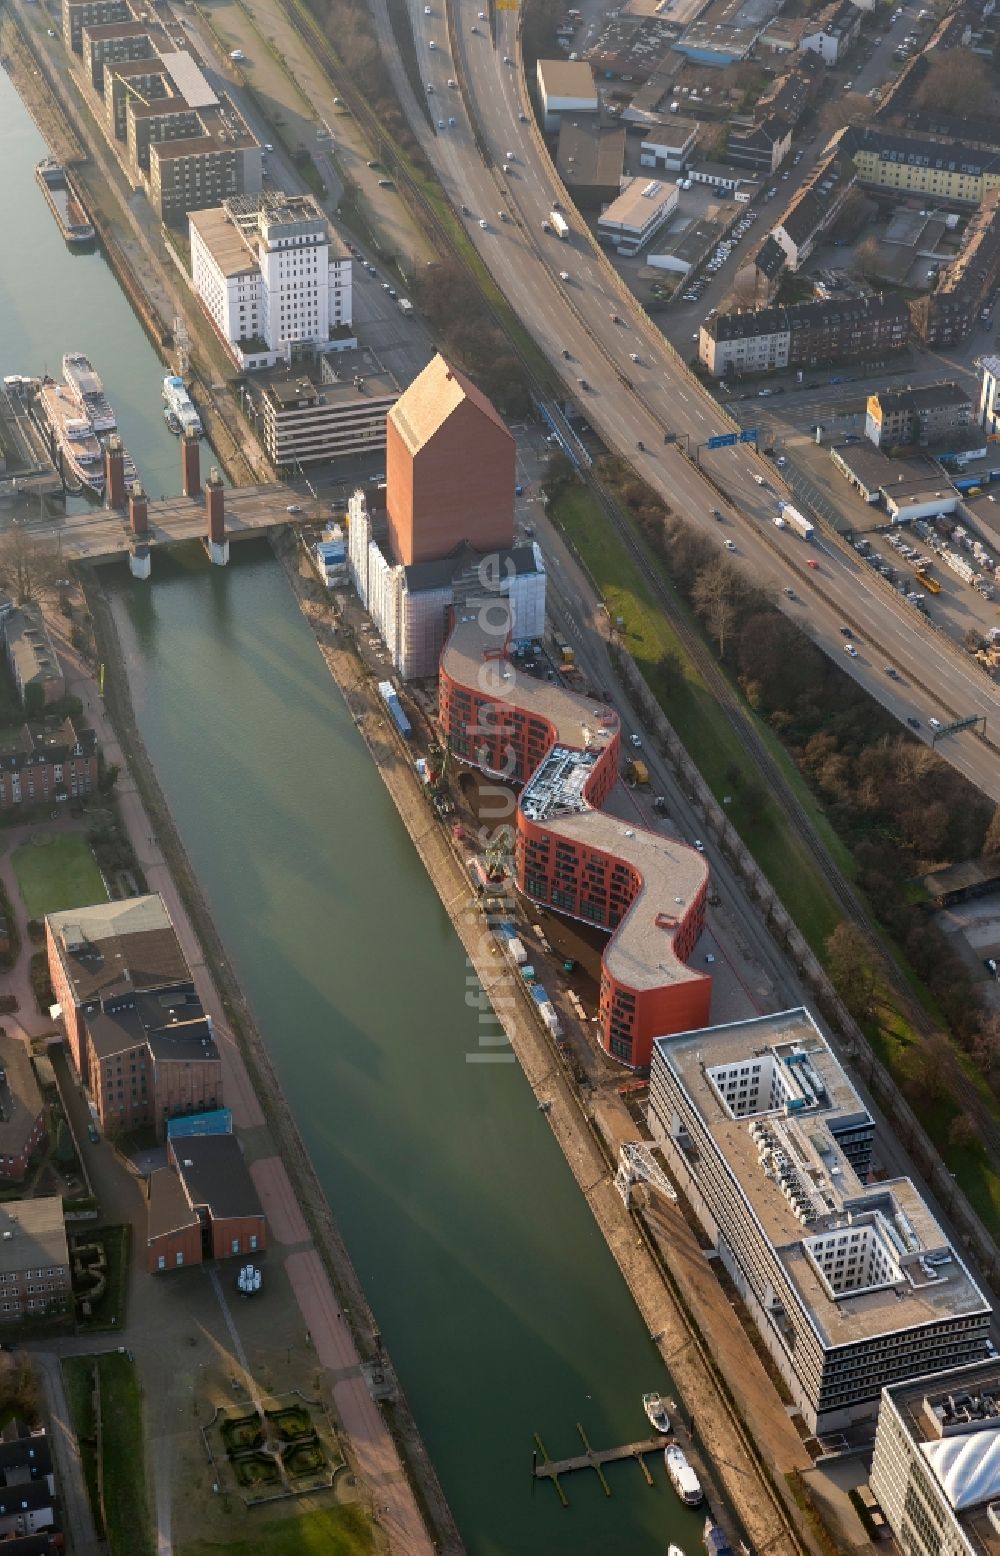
439 607 711 1068
146 1133 266 1273
46 895 222 1138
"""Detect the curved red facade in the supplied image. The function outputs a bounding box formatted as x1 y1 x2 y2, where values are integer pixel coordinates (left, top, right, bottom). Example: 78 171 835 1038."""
440 614 711 1069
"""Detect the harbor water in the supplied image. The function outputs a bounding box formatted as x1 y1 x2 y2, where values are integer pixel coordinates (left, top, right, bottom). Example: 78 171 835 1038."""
1 65 703 1554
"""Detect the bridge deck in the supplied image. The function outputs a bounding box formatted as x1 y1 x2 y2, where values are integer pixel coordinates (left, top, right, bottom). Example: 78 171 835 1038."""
33 482 297 562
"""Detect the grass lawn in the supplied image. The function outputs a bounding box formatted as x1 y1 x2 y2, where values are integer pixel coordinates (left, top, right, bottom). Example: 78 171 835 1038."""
63 1353 153 1556
179 1506 375 1556
552 483 844 952
11 833 107 918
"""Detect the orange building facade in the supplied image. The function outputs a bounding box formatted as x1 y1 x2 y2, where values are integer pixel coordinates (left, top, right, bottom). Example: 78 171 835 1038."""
439 614 711 1069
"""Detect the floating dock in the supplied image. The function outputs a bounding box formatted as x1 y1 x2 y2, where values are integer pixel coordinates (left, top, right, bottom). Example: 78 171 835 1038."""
532 1423 665 1506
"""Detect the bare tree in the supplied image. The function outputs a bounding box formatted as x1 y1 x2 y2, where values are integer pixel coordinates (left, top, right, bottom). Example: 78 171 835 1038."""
691 561 739 658
982 805 1000 863
916 49 991 114
825 921 878 1024
854 235 884 279
0 528 62 604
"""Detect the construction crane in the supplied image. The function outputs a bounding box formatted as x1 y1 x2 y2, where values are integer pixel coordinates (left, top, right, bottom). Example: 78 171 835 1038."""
615 1143 677 1211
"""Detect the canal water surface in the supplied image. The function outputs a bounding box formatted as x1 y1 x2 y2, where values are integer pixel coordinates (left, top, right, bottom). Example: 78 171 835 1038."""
2 65 704 1555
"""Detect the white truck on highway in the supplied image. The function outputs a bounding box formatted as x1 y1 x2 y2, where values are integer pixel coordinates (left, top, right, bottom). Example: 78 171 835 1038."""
549 210 569 239
397 298 414 316
778 502 814 541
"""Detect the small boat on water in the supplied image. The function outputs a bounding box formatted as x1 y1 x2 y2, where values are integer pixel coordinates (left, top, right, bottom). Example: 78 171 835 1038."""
38 378 104 495
665 1444 703 1507
668 1545 686 1556
703 1517 735 1556
162 374 203 437
643 1392 671 1433
63 352 116 433
35 159 94 245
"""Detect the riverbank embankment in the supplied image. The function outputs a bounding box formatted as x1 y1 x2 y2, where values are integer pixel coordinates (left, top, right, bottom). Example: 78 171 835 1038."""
274 529 817 1556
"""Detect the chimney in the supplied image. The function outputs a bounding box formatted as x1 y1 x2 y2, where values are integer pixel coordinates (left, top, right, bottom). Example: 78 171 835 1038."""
181 434 201 498
128 483 148 536
205 468 225 544
104 435 126 510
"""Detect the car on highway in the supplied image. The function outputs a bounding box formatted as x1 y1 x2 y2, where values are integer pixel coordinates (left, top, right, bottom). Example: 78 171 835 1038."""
503 54 513 63
479 218 488 228
784 587 795 599
752 473 765 486
844 643 859 658
448 77 457 87
428 38 436 47
712 509 723 521
806 558 819 569
929 717 943 731
839 626 853 637
578 378 590 390
694 839 705 852
907 716 921 728
264 142 274 152
559 270 570 281
776 456 787 467
286 503 303 514
630 734 642 748
427 81 434 91
519 111 527 121
87 1123 100 1144
723 538 736 551
448 116 457 126
629 352 640 363
424 3 431 10
438 119 446 128
562 348 572 358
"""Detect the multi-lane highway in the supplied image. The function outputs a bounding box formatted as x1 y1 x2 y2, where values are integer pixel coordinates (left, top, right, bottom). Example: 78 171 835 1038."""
365 0 1000 798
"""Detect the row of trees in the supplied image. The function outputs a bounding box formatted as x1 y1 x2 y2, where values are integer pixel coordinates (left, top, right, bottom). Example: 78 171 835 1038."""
599 460 998 1065
413 259 532 415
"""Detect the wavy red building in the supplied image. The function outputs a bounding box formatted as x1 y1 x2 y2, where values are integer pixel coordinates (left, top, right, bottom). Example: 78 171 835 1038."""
439 609 712 1069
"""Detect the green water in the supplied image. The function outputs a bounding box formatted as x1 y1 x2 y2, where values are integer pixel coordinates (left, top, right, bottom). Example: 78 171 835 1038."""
2 59 704 1556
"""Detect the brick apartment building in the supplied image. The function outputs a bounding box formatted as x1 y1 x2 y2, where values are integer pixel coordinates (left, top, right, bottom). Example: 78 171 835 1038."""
700 294 910 376
0 1199 71 1325
910 190 1000 347
0 1037 46 1184
440 608 710 1069
146 1133 266 1273
0 719 98 811
46 895 223 1138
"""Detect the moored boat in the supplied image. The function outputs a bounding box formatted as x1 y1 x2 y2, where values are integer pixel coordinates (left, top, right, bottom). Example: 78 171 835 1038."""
34 159 95 245
38 378 104 495
669 1545 686 1556
665 1444 703 1506
162 375 203 437
643 1392 671 1433
63 352 116 433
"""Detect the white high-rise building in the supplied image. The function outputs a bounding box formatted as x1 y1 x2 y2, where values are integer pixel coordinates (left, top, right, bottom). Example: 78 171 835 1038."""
189 192 353 371
978 356 1000 438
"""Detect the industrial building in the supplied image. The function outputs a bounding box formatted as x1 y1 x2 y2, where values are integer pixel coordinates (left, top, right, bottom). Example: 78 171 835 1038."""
46 895 224 1139
81 18 151 92
0 601 65 708
62 0 129 55
870 1359 1000 1556
597 178 677 256
0 1199 70 1324
256 356 397 469
189 193 352 371
910 191 1000 347
385 354 516 567
349 496 545 680
439 606 711 1069
637 119 699 174
865 383 972 450
556 116 626 208
146 1132 266 1274
149 123 261 226
0 718 97 810
347 355 542 679
535 59 598 134
700 294 909 376
648 1009 992 1431
103 57 172 142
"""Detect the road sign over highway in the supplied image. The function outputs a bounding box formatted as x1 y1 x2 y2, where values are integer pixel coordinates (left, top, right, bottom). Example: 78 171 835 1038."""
932 714 984 741
739 428 758 444
706 433 737 449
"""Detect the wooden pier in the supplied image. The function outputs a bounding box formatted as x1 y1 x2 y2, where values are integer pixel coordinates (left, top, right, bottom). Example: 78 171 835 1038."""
532 1423 665 1506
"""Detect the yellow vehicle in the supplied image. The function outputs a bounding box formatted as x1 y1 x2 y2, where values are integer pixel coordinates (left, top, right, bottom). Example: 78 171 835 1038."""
626 759 650 786
916 569 942 594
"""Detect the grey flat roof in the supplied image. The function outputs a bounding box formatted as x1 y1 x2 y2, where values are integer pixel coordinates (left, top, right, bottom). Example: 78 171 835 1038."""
536 58 598 101
0 1036 44 1163
0 1198 67 1276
